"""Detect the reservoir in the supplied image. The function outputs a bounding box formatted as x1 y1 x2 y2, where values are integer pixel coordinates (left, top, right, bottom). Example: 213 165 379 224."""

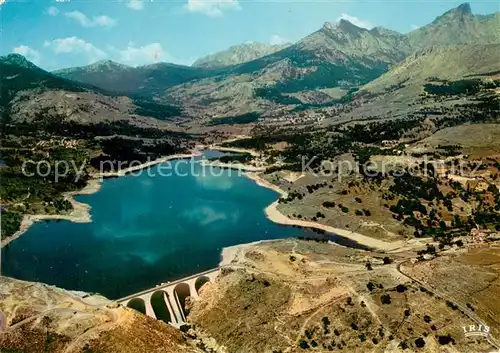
2 154 308 298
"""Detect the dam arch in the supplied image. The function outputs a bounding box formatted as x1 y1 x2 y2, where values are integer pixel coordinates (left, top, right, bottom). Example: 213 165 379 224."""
117 267 221 326
195 275 211 295
174 283 191 320
150 291 173 323
126 298 146 315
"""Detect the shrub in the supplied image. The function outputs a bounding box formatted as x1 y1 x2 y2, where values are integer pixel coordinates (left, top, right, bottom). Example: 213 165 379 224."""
446 301 458 310
438 334 455 345
396 284 408 293
298 340 309 349
415 337 425 348
381 294 391 305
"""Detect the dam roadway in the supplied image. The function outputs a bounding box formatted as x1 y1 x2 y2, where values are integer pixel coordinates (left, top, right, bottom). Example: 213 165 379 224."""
117 267 221 327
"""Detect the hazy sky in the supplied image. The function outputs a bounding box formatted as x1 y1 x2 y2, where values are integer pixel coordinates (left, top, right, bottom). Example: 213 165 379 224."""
1 0 498 70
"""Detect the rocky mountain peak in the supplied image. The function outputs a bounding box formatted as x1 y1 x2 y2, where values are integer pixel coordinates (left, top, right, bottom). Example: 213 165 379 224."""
338 19 366 33
0 53 40 71
88 60 131 71
322 19 366 35
434 2 473 23
453 2 473 15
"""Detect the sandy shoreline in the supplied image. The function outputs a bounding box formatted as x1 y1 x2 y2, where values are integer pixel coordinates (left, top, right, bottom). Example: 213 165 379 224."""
243 172 405 252
209 145 260 157
200 160 266 172
96 152 200 178
219 239 278 266
1 152 200 248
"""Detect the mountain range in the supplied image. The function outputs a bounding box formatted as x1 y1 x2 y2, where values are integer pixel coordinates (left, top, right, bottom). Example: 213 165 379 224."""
3 3 499 123
0 54 181 127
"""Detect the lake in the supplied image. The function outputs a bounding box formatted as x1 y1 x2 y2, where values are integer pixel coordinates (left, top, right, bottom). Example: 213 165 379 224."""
1 153 309 299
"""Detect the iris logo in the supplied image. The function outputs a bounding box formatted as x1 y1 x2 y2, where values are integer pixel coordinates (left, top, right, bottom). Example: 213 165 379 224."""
462 324 490 338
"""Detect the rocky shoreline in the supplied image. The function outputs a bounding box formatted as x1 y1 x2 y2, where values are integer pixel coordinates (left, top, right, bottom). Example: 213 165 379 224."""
243 172 405 251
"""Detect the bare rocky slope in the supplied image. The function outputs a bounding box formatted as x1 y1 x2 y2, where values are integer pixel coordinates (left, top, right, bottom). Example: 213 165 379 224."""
362 44 500 94
188 239 499 352
0 276 202 353
408 3 500 49
3 239 499 353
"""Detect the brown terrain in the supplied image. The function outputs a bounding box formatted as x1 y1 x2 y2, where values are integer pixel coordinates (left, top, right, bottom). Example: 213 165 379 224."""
0 277 202 353
2 238 499 353
1 4 499 352
187 239 500 352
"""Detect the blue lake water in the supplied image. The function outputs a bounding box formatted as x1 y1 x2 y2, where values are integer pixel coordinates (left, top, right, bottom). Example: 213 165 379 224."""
2 155 308 299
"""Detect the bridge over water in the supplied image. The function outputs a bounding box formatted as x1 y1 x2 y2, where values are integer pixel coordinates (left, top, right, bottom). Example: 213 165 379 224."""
117 268 220 327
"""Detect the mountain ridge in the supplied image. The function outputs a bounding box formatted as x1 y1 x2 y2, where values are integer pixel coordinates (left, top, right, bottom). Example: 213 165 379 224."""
192 42 290 69
21 3 500 119
0 55 185 125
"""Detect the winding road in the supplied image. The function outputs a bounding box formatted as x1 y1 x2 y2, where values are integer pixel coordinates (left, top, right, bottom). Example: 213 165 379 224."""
396 260 500 350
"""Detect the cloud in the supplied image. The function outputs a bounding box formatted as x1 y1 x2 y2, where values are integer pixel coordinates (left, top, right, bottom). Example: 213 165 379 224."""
269 34 289 46
337 13 374 29
184 206 228 226
13 45 42 65
185 0 241 17
44 38 187 67
44 37 108 63
108 42 171 66
127 0 144 10
46 6 59 16
183 205 239 226
65 11 117 28
410 24 420 30
194 173 234 190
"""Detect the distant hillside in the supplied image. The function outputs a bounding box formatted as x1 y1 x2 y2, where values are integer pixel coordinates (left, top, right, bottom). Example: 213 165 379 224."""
168 20 410 118
229 19 410 91
49 3 500 121
53 60 217 98
1 53 88 104
192 42 290 69
1 54 182 124
408 3 500 49
363 44 500 94
169 3 499 119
